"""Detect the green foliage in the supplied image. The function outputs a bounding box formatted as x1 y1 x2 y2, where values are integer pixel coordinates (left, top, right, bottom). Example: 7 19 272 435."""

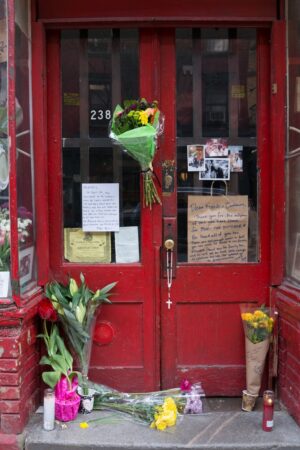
38 321 77 389
0 235 10 271
44 273 116 378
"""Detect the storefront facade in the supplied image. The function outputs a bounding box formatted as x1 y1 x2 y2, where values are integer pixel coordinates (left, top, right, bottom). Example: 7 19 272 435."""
0 0 299 436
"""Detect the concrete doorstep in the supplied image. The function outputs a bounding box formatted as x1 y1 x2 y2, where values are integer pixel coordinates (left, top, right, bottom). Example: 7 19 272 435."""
24 399 300 450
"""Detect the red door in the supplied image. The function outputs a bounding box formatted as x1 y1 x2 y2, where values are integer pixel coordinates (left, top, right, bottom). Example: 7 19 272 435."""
46 26 271 394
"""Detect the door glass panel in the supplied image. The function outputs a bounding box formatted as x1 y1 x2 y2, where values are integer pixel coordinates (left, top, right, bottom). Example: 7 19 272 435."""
61 29 140 264
176 28 258 263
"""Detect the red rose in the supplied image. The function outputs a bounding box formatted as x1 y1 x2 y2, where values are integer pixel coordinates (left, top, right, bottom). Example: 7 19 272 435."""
38 299 58 322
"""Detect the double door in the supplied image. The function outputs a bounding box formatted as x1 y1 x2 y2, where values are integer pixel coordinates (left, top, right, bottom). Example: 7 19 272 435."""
47 27 271 394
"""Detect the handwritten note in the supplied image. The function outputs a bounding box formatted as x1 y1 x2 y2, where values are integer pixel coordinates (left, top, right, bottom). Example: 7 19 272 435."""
82 183 119 232
188 195 248 263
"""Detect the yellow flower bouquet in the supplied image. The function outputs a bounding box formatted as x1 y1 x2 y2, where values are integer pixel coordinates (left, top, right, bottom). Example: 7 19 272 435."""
241 305 275 411
91 380 205 431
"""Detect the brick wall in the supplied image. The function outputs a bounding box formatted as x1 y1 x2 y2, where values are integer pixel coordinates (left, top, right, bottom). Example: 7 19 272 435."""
276 285 300 426
0 317 40 434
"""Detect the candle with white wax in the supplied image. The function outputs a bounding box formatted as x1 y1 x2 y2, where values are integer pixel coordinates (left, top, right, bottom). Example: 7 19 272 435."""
43 388 55 431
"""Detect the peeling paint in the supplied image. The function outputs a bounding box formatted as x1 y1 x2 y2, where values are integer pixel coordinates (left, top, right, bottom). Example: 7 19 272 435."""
0 346 4 357
27 329 32 345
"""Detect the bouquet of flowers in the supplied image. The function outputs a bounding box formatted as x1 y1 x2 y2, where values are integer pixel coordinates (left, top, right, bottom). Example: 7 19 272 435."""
109 98 164 209
37 299 81 422
45 273 116 389
90 379 205 431
241 305 274 411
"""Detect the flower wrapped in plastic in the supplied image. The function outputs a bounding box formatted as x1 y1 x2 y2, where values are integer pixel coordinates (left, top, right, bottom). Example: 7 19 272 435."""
109 98 164 209
241 304 275 411
45 273 116 391
90 379 205 431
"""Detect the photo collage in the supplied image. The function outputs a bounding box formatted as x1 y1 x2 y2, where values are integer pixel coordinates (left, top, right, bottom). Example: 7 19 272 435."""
187 139 243 181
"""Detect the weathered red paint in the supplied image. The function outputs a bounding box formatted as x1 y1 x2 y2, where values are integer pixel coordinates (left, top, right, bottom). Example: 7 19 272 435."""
270 21 286 286
37 0 278 23
32 0 50 286
275 284 300 426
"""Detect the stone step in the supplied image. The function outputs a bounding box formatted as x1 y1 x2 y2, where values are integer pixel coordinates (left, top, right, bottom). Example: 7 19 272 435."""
24 399 300 450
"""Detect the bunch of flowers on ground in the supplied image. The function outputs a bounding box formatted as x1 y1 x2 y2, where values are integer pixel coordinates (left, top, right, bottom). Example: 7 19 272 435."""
91 379 205 431
109 98 164 208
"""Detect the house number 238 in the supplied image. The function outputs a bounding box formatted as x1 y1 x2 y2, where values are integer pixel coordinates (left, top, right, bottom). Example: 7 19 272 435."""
90 109 111 121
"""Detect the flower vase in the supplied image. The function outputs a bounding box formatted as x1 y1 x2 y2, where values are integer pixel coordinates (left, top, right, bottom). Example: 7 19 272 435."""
55 376 80 422
77 306 100 410
77 386 96 414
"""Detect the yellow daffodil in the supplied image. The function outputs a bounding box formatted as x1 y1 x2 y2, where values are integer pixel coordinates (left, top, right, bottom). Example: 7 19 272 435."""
80 422 89 429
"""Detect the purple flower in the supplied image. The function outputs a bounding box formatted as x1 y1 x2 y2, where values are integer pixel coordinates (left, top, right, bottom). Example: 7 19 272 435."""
184 386 203 414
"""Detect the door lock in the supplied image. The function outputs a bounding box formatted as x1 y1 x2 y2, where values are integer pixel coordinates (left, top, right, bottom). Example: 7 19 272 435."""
164 238 175 251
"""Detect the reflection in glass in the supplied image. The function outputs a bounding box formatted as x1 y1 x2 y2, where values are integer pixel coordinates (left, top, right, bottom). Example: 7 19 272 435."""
0 1 10 297
61 29 140 264
15 0 36 293
176 29 258 263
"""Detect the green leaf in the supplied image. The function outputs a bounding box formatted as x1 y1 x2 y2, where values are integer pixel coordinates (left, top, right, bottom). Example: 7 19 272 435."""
49 325 58 356
42 371 61 389
39 356 52 366
52 283 70 307
56 333 73 370
71 291 82 309
50 354 68 374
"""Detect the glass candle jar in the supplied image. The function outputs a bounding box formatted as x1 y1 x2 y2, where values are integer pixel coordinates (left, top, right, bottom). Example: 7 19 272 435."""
43 388 55 431
262 390 274 431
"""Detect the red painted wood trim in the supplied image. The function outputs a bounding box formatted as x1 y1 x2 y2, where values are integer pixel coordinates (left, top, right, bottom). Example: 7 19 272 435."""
31 0 50 286
7 0 21 306
270 21 286 286
37 0 277 22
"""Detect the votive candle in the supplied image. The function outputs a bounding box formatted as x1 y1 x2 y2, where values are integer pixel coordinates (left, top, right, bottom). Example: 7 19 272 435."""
43 388 55 431
262 390 274 432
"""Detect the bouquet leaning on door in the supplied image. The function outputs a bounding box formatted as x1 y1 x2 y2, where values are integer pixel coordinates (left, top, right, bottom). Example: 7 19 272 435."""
241 305 275 411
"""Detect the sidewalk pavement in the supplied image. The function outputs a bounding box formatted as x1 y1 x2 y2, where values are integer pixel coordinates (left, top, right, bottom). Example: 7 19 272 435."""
24 398 300 450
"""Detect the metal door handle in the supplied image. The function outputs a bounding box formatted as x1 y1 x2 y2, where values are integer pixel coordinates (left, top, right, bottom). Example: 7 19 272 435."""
164 238 175 251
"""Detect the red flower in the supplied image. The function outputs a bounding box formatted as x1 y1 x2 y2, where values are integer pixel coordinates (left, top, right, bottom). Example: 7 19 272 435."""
180 378 192 392
38 299 58 322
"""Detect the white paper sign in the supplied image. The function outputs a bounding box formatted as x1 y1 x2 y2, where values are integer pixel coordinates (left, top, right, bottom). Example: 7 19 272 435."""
82 183 119 232
115 226 139 263
0 271 11 298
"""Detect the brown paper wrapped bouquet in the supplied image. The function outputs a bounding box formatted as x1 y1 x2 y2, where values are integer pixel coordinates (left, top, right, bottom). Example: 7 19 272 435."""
241 305 274 411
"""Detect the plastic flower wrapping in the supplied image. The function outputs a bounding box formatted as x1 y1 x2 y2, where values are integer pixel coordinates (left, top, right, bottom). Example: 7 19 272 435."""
109 98 164 209
45 273 116 389
90 379 205 431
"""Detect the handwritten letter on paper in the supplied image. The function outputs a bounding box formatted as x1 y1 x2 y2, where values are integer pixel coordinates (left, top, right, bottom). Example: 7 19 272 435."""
82 183 119 232
188 195 248 263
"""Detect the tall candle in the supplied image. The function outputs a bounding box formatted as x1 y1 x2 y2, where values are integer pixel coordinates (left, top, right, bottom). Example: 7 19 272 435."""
262 390 274 432
43 388 55 431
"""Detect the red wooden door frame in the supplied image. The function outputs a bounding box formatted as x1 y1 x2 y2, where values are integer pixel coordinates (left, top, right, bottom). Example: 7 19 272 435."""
34 15 284 394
